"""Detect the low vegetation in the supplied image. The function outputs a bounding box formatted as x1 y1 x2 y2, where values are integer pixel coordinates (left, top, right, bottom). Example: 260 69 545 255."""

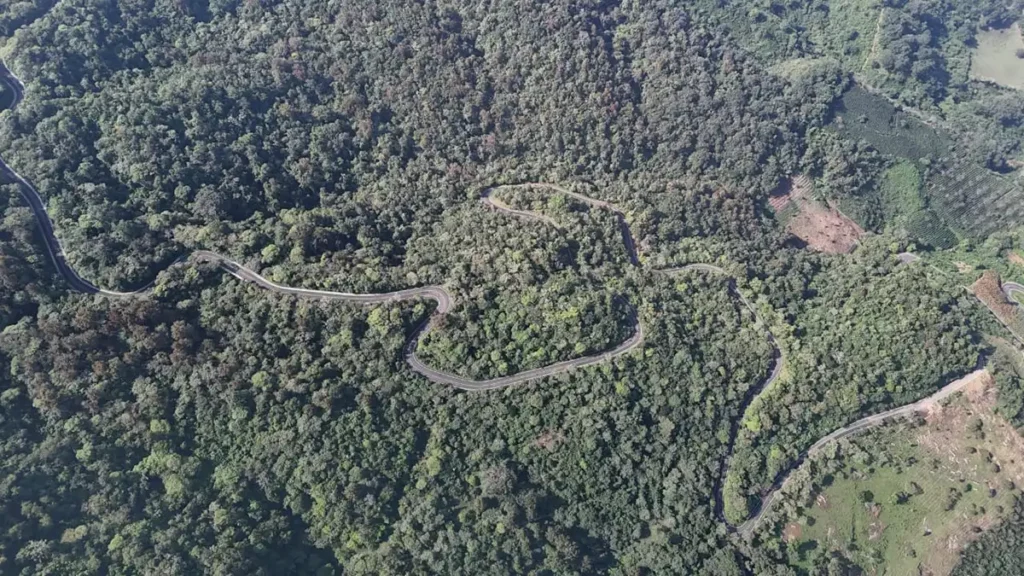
753 371 1024 575
971 24 1024 91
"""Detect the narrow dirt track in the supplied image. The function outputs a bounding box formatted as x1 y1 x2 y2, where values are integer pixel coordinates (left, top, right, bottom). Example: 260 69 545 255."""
483 183 640 266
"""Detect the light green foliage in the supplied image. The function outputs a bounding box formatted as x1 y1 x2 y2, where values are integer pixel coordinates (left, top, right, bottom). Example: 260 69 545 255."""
879 160 924 224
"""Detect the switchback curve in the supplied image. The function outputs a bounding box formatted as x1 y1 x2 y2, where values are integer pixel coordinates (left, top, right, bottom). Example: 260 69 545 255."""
481 184 786 528
482 183 640 266
0 60 642 392
1005 281 1024 305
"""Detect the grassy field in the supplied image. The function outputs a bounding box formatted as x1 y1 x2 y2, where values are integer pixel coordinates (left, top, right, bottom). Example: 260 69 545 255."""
782 384 1024 575
879 160 925 221
875 160 958 248
970 24 1024 91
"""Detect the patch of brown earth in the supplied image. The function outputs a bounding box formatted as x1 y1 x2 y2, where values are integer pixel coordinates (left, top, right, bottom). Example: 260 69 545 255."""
533 430 565 451
1009 252 1024 268
971 270 1024 337
870 503 882 518
912 372 1024 575
769 191 792 212
868 520 885 541
782 522 803 543
816 493 830 509
784 175 865 254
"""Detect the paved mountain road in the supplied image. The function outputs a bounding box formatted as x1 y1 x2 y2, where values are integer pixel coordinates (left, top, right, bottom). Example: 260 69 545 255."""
736 368 989 538
0 60 645 392
6 58 984 536
1005 281 1024 304
481 185 788 525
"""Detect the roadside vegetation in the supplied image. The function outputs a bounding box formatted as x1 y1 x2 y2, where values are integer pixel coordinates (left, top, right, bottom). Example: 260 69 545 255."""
723 238 983 524
3 0 1024 573
750 369 1024 575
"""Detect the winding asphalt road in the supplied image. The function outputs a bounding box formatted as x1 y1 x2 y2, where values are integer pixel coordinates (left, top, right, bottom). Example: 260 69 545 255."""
0 59 646 392
8 57 981 536
736 368 990 538
482 184 787 527
1005 281 1024 305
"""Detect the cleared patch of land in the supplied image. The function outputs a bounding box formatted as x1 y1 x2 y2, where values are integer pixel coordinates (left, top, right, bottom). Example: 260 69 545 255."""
785 372 1024 575
970 24 1024 91
971 270 1024 340
785 175 865 254
768 188 792 213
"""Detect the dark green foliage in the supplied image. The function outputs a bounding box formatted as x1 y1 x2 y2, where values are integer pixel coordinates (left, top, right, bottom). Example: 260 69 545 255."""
725 238 982 522
953 497 1024 575
992 343 1024 429
0 0 1017 573
832 86 951 162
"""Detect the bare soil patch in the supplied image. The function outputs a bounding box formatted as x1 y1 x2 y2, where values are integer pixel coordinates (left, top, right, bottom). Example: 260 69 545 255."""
971 270 1024 337
911 371 1024 575
533 430 565 451
782 522 803 543
768 189 792 212
1009 251 1024 268
784 175 866 254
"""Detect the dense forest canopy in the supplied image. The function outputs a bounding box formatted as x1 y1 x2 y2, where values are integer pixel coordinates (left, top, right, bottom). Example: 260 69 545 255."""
2 0 1024 574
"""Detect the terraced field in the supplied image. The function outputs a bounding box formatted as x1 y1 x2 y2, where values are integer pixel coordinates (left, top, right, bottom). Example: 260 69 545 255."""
927 162 1024 238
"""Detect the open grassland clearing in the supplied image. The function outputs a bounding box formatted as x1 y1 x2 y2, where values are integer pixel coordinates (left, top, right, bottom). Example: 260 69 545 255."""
786 372 1024 575
879 160 958 248
970 24 1024 91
